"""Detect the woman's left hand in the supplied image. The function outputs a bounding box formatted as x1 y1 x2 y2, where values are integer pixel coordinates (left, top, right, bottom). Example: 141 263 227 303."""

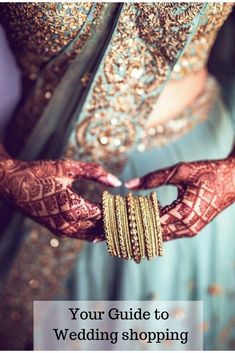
125 158 235 241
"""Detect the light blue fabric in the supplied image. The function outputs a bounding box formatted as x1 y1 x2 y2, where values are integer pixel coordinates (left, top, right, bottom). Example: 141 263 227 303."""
68 93 235 350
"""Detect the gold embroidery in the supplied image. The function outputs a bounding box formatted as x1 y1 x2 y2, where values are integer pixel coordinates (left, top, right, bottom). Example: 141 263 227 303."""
1 2 93 78
75 3 203 169
172 3 234 79
74 3 233 170
2 3 231 164
0 5 233 348
135 3 202 83
1 3 105 154
137 75 219 151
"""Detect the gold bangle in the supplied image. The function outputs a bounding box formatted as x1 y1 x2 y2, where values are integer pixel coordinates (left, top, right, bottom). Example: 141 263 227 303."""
139 195 153 260
127 193 141 263
120 196 132 259
102 191 116 256
102 191 164 262
108 193 121 258
150 192 164 256
134 196 145 260
147 195 158 258
144 195 156 258
115 195 128 260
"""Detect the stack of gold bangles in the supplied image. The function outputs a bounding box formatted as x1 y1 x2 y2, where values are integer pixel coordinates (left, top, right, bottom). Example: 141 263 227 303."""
102 191 163 263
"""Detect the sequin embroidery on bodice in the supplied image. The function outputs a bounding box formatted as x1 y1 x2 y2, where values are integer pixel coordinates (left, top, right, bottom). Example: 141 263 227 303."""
0 3 233 168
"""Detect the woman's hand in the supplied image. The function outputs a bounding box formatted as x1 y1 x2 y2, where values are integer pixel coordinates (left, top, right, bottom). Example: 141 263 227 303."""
0 150 121 241
126 158 235 241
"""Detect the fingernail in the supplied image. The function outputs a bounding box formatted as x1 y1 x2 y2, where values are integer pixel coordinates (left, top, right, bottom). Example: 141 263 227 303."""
93 238 102 244
125 178 140 189
106 173 122 187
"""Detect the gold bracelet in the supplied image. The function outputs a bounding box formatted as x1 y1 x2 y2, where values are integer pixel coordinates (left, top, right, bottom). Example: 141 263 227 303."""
134 196 145 260
102 191 164 262
138 195 153 260
102 191 116 256
144 195 156 258
120 196 132 259
147 195 158 258
108 193 121 258
150 192 164 256
115 195 128 260
127 193 141 263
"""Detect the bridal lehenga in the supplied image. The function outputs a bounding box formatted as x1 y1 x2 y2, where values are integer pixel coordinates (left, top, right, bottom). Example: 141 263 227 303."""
0 3 235 349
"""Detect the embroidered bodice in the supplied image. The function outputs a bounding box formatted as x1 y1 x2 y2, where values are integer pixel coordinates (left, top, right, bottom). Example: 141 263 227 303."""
0 3 233 168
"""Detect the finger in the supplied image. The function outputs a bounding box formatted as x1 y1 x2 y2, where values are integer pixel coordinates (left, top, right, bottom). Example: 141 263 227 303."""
125 163 184 190
60 160 122 187
27 160 122 187
92 236 105 244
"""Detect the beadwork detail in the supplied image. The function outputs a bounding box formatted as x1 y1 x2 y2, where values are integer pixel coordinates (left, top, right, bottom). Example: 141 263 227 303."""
0 2 105 154
171 3 234 79
75 3 205 168
0 3 94 77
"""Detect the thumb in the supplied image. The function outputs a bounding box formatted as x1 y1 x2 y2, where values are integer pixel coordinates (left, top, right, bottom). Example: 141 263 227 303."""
125 163 187 190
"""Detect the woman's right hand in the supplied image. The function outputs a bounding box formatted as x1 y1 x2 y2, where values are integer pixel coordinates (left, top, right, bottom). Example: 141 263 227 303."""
0 154 121 241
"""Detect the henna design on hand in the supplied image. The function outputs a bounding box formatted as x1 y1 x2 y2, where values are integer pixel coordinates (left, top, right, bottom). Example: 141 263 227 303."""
0 146 121 242
126 158 235 241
